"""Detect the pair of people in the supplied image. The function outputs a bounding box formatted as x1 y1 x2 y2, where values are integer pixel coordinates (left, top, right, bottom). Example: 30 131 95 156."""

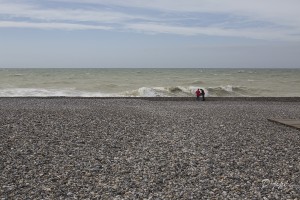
196 88 205 101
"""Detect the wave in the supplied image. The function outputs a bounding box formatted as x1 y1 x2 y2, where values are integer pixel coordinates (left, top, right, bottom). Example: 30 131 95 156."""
9 74 24 77
190 80 205 84
0 85 259 97
123 86 195 97
124 85 259 97
206 85 257 97
0 88 115 97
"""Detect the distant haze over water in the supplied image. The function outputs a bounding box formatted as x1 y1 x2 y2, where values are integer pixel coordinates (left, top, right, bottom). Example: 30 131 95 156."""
0 68 299 97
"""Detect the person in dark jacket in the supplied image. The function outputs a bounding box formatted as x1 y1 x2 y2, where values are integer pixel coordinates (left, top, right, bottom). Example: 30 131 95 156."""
200 89 205 101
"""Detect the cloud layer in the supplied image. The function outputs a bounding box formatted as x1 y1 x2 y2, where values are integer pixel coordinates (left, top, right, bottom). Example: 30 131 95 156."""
0 0 300 41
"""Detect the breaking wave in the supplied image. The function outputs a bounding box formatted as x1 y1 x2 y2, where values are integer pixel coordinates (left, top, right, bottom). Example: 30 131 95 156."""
0 85 259 97
9 74 24 77
206 85 257 97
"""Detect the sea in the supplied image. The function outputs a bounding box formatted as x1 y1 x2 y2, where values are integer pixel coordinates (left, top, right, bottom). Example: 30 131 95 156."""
0 68 299 97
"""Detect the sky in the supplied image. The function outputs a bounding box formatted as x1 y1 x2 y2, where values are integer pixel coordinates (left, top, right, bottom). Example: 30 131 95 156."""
0 0 300 68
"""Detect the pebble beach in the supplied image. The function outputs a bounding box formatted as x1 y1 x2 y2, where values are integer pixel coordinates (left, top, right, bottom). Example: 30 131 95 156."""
1 97 300 199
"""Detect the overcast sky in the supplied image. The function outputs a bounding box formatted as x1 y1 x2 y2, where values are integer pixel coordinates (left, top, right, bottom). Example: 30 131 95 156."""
0 0 300 68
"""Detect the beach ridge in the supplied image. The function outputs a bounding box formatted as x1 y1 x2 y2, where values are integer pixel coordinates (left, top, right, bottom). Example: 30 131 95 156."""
1 98 299 199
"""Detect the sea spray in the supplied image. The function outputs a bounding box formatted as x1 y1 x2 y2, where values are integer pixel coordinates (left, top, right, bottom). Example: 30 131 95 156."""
0 85 257 97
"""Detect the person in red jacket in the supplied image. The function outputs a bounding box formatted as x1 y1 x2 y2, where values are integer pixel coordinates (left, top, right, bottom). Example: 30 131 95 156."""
195 89 201 101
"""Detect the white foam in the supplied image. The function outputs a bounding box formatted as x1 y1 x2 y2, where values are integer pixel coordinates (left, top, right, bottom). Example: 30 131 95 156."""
0 85 253 97
0 88 114 97
221 85 233 92
137 87 173 97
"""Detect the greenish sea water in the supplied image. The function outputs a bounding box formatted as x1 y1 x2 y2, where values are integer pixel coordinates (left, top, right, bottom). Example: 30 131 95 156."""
0 68 299 97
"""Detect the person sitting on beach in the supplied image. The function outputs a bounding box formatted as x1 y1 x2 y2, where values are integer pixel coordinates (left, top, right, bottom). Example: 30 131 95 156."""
200 89 205 101
195 89 201 101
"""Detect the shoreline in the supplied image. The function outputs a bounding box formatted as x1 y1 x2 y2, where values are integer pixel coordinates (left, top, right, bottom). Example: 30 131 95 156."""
1 96 300 102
